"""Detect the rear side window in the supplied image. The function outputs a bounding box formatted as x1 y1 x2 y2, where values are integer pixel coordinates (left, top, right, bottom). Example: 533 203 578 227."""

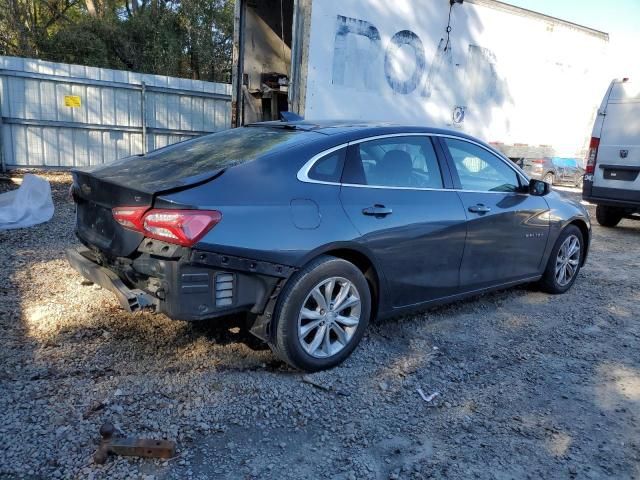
444 138 520 192
308 148 346 183
343 136 444 189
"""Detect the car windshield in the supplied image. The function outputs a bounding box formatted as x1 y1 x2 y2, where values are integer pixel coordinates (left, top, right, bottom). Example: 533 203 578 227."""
81 126 313 192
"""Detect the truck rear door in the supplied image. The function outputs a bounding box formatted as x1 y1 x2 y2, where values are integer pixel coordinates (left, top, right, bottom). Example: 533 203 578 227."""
592 81 640 201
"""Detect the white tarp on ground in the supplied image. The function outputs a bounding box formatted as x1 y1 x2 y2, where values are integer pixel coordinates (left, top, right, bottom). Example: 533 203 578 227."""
0 174 54 230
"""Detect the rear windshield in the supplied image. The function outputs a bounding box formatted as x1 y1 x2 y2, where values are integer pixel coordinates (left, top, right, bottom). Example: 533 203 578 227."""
82 127 311 192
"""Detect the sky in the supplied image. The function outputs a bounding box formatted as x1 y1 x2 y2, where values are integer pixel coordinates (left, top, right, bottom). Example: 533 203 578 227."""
506 0 640 79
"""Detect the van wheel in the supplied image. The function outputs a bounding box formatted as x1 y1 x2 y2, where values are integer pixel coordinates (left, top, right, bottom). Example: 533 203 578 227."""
269 256 371 372
539 225 583 294
596 205 623 227
543 172 554 185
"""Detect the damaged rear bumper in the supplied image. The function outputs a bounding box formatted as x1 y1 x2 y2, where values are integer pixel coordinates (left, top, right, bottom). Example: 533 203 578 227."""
65 244 296 333
66 247 158 312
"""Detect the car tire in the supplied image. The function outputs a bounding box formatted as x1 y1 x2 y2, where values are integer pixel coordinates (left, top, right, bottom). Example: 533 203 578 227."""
543 172 554 185
539 225 583 294
269 255 371 372
595 205 623 227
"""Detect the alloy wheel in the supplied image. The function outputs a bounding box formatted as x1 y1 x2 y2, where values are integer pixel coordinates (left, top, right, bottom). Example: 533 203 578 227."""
555 234 580 286
297 277 362 358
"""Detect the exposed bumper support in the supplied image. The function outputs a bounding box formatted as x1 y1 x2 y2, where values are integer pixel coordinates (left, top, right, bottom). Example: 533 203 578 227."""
66 247 158 312
189 250 296 279
66 245 296 328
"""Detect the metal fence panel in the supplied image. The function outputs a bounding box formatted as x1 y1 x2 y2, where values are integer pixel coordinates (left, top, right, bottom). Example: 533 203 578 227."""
0 56 232 169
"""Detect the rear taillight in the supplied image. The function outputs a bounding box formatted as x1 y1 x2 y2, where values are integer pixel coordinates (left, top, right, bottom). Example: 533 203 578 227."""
586 137 600 174
112 207 221 247
112 206 148 231
532 159 545 165
143 210 221 246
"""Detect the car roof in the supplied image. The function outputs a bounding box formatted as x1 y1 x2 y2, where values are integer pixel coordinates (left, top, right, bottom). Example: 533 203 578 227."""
246 120 487 144
247 120 394 131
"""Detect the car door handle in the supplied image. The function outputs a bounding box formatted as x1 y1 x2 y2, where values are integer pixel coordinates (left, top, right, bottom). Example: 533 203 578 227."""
468 204 491 214
362 204 393 217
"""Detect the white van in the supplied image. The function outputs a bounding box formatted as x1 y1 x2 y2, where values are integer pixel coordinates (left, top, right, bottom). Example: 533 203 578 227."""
583 79 640 227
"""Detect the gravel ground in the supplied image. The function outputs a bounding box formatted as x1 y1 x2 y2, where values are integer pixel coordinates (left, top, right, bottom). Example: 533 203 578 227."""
1 172 639 480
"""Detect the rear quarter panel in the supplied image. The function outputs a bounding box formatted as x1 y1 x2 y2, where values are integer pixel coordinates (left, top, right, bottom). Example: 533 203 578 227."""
155 139 363 268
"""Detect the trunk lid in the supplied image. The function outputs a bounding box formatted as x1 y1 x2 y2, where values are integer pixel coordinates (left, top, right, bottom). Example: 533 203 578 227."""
73 168 224 258
72 170 155 258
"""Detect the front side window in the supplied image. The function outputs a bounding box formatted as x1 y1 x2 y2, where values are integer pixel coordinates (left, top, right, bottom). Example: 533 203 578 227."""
343 136 444 189
444 138 520 192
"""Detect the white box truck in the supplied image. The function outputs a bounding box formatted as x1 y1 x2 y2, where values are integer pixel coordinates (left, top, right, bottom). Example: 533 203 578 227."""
231 0 609 161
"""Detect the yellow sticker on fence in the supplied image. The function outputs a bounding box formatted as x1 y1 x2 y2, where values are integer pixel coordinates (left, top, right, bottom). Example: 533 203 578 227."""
64 95 82 108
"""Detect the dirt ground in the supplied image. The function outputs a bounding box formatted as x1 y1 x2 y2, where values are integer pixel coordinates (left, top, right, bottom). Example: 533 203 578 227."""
1 172 639 480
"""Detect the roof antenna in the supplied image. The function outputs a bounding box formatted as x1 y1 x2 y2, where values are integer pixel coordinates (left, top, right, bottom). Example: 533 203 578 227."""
280 111 304 122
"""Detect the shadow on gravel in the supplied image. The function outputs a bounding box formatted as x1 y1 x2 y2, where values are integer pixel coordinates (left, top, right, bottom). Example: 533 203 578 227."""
188 314 271 352
0 173 73 373
0 173 80 477
600 224 640 235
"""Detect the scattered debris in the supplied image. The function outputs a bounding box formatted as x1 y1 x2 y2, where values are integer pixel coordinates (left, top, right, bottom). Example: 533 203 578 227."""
302 374 331 391
302 374 349 396
93 422 176 464
83 400 107 419
417 388 440 403
0 173 54 231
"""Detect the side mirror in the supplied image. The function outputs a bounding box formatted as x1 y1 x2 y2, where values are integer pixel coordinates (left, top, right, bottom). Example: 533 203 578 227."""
529 178 550 196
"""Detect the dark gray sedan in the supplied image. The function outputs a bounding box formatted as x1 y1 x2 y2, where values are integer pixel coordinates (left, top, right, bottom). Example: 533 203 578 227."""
67 122 591 371
520 156 585 187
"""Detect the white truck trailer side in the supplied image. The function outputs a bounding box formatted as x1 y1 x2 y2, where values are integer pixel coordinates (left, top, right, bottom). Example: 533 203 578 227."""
232 0 609 160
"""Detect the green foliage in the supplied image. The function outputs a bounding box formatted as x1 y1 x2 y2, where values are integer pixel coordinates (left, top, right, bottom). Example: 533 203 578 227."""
0 0 234 82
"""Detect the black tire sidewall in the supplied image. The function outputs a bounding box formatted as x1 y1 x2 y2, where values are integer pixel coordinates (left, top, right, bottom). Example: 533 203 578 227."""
596 205 623 227
542 225 583 293
273 257 371 371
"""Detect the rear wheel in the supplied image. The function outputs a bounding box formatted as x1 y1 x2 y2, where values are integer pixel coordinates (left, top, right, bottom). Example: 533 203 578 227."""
596 205 623 227
543 172 554 185
270 256 371 371
539 225 583 294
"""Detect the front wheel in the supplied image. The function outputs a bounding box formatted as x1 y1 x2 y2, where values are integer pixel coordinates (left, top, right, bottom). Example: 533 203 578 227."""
539 225 583 294
270 256 371 371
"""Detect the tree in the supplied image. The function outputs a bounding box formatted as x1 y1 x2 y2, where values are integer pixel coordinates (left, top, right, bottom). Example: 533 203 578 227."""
0 0 234 83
